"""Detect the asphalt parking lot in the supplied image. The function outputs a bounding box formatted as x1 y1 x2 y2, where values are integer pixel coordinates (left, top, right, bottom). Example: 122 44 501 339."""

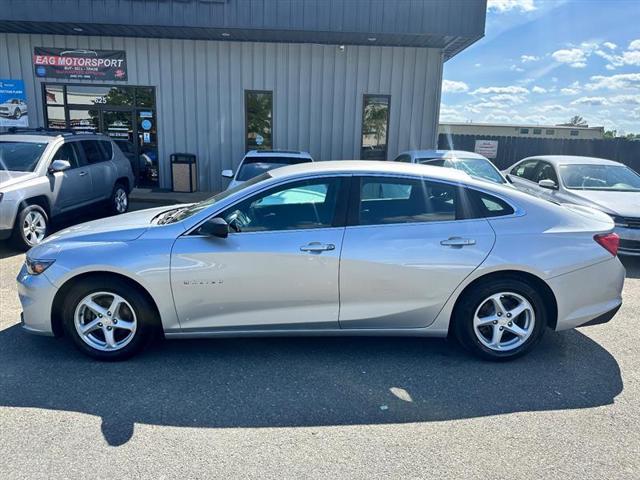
1 204 639 479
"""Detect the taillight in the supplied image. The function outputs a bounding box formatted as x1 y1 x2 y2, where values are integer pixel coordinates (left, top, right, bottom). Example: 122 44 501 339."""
594 232 620 256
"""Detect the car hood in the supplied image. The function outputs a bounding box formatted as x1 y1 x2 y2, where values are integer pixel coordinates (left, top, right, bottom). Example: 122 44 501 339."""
43 205 177 243
0 170 37 189
568 189 640 217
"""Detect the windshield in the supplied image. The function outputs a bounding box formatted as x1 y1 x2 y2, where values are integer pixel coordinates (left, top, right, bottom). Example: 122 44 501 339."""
560 164 640 191
419 157 505 184
236 156 311 181
0 141 48 172
159 172 272 224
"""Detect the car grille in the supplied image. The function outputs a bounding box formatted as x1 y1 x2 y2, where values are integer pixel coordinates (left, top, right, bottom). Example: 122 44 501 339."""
619 239 640 252
620 217 640 229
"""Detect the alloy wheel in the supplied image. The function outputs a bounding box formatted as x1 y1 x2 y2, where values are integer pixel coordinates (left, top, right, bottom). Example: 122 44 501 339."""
473 292 535 352
22 210 46 246
74 291 138 352
114 188 128 213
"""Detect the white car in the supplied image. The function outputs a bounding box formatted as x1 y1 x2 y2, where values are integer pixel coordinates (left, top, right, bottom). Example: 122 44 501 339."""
0 98 27 119
393 150 508 185
19 161 624 361
504 155 640 256
222 150 313 189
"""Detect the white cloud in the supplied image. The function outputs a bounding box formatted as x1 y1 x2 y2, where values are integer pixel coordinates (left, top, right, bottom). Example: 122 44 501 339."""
571 96 609 106
629 39 640 50
439 104 465 122
532 86 547 94
586 73 640 91
608 95 640 105
442 79 469 93
471 85 529 95
521 55 540 63
510 64 525 72
552 48 588 68
490 94 527 105
535 104 570 113
603 42 617 50
474 63 482 68
487 0 536 12
621 50 640 66
560 87 580 95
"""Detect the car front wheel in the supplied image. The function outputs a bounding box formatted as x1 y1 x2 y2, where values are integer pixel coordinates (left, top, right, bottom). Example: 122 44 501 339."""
11 204 48 250
453 277 547 361
62 277 159 360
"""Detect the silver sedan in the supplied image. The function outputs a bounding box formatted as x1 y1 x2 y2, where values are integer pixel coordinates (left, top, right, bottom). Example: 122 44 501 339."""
18 161 625 361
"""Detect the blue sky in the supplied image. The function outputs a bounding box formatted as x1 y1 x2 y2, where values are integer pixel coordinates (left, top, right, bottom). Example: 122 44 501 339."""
441 0 640 134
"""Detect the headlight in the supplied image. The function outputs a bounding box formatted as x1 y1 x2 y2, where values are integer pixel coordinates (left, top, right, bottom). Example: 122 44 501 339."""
25 258 55 275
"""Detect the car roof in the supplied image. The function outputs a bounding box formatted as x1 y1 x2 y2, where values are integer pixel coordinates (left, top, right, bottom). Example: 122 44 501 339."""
244 149 313 159
0 131 110 142
519 155 623 167
400 149 490 161
269 160 476 183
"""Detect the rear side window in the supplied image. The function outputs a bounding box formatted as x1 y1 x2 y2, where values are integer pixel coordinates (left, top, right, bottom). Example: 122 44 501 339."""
356 177 457 226
466 189 515 218
80 140 110 164
394 154 412 163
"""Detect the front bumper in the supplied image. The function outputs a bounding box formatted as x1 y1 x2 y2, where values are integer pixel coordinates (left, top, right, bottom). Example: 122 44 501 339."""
16 263 57 336
548 257 625 331
615 226 640 256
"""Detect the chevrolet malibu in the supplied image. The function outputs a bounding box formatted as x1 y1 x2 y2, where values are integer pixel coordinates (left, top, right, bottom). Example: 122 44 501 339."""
18 161 624 361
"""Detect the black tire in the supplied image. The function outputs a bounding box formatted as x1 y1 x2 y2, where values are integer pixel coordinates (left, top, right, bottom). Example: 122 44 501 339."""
10 204 48 251
14 108 22 119
453 276 547 361
109 182 129 215
62 276 159 361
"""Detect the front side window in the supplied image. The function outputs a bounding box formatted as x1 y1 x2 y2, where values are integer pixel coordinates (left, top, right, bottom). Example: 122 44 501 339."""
220 177 343 232
534 162 558 184
356 176 456 226
394 154 412 163
0 141 47 172
511 160 540 181
560 164 640 191
236 156 311 182
361 95 390 160
52 142 82 169
245 90 273 152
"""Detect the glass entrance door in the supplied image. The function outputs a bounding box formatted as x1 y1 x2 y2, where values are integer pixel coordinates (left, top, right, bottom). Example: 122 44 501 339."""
43 84 159 187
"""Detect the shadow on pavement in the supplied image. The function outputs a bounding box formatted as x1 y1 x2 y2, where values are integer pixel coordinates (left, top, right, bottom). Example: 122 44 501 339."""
0 326 622 446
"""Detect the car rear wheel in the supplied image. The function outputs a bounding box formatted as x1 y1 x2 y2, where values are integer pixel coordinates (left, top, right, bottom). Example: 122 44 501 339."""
453 277 547 361
109 183 129 215
11 204 48 250
62 277 159 360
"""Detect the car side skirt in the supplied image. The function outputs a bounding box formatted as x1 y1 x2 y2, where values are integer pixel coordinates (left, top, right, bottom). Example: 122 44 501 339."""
164 327 450 339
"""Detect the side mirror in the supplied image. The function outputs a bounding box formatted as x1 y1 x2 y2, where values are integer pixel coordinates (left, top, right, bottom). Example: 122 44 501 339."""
198 217 229 238
49 159 71 173
221 169 234 179
538 179 558 190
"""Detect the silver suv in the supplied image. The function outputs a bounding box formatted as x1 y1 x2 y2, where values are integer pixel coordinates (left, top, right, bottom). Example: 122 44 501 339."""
0 129 135 249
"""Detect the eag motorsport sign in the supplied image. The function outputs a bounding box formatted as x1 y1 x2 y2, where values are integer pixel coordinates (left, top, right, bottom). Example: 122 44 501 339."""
33 47 127 81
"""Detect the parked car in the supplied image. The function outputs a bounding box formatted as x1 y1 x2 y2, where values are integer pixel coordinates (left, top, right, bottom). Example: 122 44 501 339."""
222 149 313 189
19 161 624 361
504 155 640 256
0 98 27 119
0 129 135 250
392 150 508 185
113 139 153 181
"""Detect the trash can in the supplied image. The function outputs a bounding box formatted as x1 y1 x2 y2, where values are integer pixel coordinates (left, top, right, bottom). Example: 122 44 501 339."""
171 153 197 193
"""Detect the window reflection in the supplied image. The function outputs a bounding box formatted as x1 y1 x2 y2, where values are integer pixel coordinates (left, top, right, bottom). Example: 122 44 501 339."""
361 95 390 160
245 91 273 151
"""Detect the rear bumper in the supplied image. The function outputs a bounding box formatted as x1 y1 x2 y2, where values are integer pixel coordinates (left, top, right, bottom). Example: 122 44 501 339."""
0 228 12 240
548 257 625 331
577 304 621 328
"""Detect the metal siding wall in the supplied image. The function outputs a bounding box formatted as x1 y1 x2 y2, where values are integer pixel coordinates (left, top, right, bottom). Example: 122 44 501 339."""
0 33 443 192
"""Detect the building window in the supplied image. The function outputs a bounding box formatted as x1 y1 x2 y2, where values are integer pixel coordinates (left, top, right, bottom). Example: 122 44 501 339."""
361 94 391 160
546 129 555 135
245 90 273 152
533 128 542 135
570 130 579 136
520 128 529 134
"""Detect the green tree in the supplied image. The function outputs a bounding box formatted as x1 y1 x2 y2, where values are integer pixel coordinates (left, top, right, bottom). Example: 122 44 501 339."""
560 115 588 127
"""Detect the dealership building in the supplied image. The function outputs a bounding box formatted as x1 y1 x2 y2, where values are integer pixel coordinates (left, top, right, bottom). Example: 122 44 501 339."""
0 0 486 191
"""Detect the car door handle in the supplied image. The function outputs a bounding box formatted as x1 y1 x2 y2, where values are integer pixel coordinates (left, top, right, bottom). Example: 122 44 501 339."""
78 171 88 177
300 242 336 252
440 237 476 247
